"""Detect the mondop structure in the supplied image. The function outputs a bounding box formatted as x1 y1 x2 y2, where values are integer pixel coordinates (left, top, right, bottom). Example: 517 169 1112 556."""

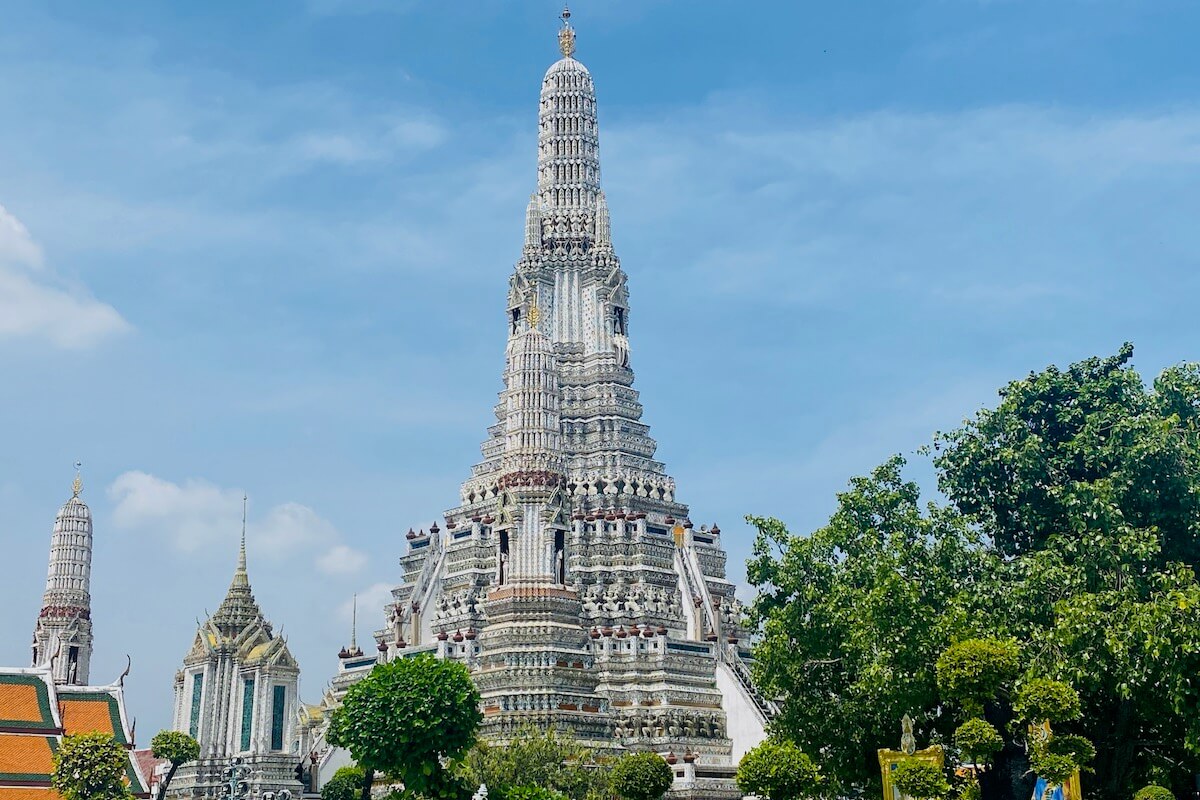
345 12 772 795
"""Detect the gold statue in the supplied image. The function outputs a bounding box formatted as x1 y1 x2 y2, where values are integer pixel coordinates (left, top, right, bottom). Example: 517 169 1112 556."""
528 296 542 329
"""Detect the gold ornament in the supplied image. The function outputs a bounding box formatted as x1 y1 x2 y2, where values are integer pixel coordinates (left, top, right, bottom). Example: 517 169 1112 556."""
558 6 576 58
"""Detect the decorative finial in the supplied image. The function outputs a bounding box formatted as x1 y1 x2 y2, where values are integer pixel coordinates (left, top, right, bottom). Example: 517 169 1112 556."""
238 494 248 573
527 294 542 330
558 5 576 58
350 593 358 651
72 461 83 498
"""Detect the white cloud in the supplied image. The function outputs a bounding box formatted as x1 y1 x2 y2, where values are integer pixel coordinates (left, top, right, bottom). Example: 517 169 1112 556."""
0 204 129 349
317 544 369 575
389 118 446 150
107 471 359 568
338 582 396 625
0 205 44 267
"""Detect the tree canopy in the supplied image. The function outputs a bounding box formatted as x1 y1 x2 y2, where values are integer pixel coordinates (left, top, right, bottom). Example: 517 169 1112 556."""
609 753 671 800
329 653 482 800
51 732 132 800
150 730 199 800
321 765 366 800
735 739 822 800
747 346 1200 800
456 726 611 800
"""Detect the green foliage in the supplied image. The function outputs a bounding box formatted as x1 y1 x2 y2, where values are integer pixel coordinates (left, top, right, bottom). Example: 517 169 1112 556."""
1133 786 1176 800
1013 679 1081 725
456 726 611 800
936 639 1020 717
322 765 366 800
51 732 133 800
956 777 982 800
952 718 1004 766
1029 747 1077 786
150 730 199 765
149 730 199 798
747 346 1200 799
746 457 985 793
329 654 482 798
505 788 570 800
610 752 672 800
1048 734 1096 767
735 739 822 800
891 759 950 800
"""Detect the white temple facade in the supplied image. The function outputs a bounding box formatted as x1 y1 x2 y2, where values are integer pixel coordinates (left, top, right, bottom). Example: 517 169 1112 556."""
166 528 304 800
31 471 94 686
351 12 774 797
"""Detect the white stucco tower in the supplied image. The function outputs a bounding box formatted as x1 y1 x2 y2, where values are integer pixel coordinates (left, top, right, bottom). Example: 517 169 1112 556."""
362 11 772 798
167 521 303 800
32 470 94 686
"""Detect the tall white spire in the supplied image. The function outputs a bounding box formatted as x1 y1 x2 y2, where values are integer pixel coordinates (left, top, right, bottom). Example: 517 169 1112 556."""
537 9 601 213
463 9 677 517
32 465 94 685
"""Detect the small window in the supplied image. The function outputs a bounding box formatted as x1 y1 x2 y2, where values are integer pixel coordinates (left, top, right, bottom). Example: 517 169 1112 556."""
240 678 255 751
189 674 204 739
271 686 286 751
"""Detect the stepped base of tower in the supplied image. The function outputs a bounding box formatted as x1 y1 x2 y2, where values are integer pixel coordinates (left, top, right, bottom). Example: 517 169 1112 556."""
167 754 302 800
367 516 771 796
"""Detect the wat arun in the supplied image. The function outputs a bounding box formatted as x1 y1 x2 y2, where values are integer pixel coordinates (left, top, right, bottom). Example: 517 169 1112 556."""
357 10 772 796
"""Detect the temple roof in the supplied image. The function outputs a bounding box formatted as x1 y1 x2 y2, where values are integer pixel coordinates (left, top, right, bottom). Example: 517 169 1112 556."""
210 531 265 636
185 530 298 672
0 666 148 797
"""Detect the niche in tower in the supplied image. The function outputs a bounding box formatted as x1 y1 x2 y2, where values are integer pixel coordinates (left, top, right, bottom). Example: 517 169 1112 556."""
554 530 566 584
511 308 521 334
498 530 510 585
612 306 627 335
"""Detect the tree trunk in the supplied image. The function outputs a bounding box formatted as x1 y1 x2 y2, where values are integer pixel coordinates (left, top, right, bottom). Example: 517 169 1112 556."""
157 763 180 799
359 768 374 800
1102 699 1136 800
980 701 1034 800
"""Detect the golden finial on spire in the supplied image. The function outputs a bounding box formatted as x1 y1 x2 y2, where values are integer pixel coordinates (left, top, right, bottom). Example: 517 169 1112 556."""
72 461 83 498
558 5 576 58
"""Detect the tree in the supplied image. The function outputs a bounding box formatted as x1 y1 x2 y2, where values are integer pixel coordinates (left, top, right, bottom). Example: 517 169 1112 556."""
746 347 1200 800
505 788 570 800
1133 787 1175 800
891 759 950 800
150 730 199 800
456 726 611 800
933 346 1200 796
51 732 132 800
328 654 482 800
610 753 671 800
736 739 822 800
322 765 366 800
746 457 986 794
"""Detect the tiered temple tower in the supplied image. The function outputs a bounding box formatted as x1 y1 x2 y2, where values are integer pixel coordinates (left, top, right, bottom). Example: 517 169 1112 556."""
167 516 302 800
370 11 773 796
31 470 94 685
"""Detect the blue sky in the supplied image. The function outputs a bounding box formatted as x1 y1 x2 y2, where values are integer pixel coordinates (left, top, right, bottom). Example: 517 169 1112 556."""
2 0 1199 739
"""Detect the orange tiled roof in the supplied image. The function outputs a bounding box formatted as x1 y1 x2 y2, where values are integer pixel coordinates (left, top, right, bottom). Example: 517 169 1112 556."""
0 733 55 781
0 675 56 730
57 695 123 744
0 788 53 800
